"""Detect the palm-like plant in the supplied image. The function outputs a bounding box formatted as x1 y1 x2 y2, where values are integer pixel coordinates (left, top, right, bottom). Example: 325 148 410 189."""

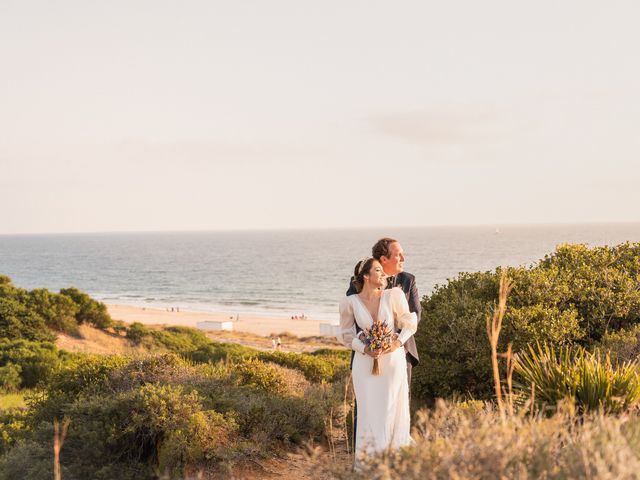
514 342 640 413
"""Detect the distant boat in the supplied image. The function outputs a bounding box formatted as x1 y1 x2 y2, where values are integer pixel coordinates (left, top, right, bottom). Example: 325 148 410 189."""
495 227 500 234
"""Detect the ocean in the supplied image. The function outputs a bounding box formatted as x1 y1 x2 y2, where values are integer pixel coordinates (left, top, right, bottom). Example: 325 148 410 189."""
1 224 639 322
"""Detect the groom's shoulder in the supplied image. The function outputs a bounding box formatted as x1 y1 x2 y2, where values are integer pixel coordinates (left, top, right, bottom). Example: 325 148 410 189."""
398 271 416 283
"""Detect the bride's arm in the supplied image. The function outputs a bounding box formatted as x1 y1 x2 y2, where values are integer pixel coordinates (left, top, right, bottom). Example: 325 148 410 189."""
391 288 418 346
339 297 366 354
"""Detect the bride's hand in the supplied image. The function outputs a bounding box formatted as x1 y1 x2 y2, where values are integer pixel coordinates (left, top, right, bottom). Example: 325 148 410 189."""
364 345 381 358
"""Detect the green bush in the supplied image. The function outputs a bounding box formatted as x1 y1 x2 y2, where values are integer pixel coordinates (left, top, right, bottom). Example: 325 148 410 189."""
515 343 640 413
186 342 257 364
0 364 21 393
59 287 113 329
260 351 337 383
186 342 344 383
31 354 129 422
126 322 150 345
0 340 60 388
0 347 347 478
0 297 54 343
0 436 56 480
0 276 118 340
234 358 288 394
200 380 336 446
149 326 211 352
0 409 28 455
414 243 640 401
597 324 640 365
26 289 79 336
1 384 236 480
310 348 351 361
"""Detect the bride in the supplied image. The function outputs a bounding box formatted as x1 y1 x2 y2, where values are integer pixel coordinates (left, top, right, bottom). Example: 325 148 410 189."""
339 256 417 462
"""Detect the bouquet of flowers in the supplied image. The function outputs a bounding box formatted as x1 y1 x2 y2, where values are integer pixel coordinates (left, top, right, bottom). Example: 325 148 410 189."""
362 320 395 375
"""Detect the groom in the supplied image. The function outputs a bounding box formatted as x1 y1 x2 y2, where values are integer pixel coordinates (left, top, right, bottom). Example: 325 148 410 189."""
346 237 421 386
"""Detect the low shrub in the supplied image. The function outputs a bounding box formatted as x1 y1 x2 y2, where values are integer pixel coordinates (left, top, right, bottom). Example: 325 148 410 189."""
234 358 289 394
31 354 129 422
186 342 257 364
0 340 61 388
260 351 336 383
200 380 336 446
0 297 54 343
149 326 211 352
597 324 640 365
187 342 345 383
26 289 79 336
0 409 28 455
0 364 21 392
126 322 150 345
1 384 237 480
59 287 113 329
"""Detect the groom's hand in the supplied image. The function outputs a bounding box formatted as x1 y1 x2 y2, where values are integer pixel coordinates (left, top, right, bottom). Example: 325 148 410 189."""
382 337 402 354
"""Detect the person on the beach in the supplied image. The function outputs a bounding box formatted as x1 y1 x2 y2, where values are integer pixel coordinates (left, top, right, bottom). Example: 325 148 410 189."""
339 256 417 462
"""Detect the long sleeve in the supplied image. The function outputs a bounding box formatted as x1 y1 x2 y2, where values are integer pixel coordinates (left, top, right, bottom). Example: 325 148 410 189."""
407 275 421 322
390 287 417 346
339 297 366 354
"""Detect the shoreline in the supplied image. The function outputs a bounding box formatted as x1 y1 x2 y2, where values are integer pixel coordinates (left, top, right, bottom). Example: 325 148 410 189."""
106 303 327 337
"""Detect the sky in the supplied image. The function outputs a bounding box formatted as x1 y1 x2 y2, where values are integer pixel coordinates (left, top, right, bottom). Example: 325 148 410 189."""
1 0 639 234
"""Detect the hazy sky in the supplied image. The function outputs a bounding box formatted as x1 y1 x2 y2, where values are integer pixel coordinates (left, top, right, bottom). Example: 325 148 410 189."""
1 1 639 233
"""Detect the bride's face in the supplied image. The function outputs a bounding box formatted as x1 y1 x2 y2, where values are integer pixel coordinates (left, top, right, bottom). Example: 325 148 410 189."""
364 260 386 289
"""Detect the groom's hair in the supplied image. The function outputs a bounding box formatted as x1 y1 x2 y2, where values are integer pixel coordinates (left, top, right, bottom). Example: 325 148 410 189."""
372 237 398 260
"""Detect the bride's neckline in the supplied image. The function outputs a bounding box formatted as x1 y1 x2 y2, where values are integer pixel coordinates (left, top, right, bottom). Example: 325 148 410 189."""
354 290 386 323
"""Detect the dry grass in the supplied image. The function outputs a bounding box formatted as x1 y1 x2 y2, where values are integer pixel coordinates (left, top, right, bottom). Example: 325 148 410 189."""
486 269 515 417
55 324 144 355
316 399 640 479
0 391 28 410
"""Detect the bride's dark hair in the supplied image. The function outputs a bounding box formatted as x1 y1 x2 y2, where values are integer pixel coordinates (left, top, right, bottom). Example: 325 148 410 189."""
351 257 376 293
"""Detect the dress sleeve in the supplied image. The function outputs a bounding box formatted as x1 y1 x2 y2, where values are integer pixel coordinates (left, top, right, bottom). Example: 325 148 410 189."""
339 297 366 354
390 287 417 346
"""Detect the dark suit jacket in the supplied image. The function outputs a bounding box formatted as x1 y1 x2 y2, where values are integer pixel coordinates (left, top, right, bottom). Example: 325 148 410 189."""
346 271 421 367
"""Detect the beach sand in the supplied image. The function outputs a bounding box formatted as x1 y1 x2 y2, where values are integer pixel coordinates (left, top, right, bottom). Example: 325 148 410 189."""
106 304 324 337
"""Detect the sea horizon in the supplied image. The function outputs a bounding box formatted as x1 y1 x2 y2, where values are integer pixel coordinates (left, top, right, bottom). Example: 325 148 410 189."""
1 220 639 237
2 223 640 322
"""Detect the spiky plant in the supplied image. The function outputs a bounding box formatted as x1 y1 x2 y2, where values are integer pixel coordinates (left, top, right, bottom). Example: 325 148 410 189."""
514 342 640 413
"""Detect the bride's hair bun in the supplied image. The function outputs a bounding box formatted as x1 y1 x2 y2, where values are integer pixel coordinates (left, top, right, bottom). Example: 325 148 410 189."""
352 257 375 293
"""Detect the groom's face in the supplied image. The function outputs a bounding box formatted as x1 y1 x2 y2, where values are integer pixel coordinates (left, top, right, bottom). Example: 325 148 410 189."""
381 242 405 276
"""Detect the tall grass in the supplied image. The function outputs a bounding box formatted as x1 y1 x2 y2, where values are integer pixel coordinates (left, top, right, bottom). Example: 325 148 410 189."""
0 391 28 411
319 399 640 479
486 270 514 416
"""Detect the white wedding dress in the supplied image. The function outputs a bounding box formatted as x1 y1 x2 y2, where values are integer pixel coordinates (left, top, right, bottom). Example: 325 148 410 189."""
339 287 417 461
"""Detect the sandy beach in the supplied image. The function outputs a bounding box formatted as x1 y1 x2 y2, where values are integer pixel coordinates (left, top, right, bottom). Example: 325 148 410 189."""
106 304 324 337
